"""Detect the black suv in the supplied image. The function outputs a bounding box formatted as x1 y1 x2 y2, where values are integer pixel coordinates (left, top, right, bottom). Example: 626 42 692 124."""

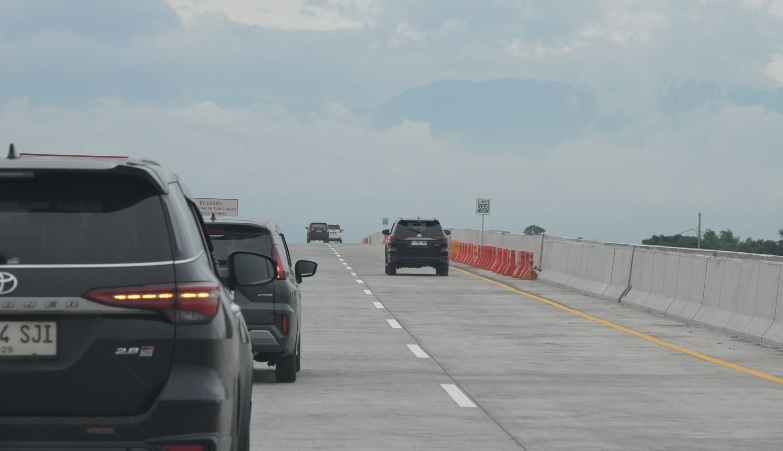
306 222 329 243
207 217 316 383
0 147 277 450
383 218 451 276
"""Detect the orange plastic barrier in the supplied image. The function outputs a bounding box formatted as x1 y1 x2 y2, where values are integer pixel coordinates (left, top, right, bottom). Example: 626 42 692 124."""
512 251 537 280
502 250 517 276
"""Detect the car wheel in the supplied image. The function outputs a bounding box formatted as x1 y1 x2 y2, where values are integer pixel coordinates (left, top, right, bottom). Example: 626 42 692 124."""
237 402 250 451
385 263 396 275
324 239 329 243
436 264 449 276
307 238 311 243
295 339 301 373
275 354 297 382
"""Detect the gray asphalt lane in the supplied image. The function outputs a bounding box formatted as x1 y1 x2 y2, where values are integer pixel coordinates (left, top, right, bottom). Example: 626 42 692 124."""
250 243 783 450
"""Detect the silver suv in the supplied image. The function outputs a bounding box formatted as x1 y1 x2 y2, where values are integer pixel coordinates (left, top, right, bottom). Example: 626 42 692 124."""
328 224 343 243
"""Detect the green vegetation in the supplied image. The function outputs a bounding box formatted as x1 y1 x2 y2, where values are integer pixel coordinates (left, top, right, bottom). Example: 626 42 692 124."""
524 225 546 235
642 229 783 256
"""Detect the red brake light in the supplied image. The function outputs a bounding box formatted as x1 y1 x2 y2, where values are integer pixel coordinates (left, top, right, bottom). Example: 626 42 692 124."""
282 314 289 335
86 283 221 324
390 236 406 242
273 248 287 280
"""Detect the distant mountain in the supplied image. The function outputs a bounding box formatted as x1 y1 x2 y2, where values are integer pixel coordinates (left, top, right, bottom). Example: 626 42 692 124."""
658 79 783 115
371 79 597 155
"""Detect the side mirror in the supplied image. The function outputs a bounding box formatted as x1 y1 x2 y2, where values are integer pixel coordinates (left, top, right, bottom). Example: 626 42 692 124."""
294 260 318 283
444 229 451 235
226 251 277 289
382 229 390 235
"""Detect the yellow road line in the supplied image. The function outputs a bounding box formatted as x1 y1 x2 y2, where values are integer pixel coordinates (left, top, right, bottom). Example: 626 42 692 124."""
452 266 783 385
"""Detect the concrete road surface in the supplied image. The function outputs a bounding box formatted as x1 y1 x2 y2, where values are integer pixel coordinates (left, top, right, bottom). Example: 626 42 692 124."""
249 243 783 450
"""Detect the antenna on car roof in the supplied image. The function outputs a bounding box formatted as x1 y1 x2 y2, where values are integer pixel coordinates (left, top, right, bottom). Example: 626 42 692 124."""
7 143 18 159
210 213 216 222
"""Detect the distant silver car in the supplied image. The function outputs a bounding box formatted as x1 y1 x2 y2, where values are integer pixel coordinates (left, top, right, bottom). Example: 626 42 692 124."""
328 224 343 243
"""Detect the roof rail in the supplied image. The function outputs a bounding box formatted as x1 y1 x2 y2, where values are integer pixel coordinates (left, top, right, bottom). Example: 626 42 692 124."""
19 153 128 159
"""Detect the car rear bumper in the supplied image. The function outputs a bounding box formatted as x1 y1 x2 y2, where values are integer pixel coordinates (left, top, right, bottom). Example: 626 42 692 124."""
248 325 293 355
0 365 236 449
389 254 449 267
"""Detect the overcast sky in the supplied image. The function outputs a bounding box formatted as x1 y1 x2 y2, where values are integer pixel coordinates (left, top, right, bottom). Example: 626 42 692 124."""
1 0 782 244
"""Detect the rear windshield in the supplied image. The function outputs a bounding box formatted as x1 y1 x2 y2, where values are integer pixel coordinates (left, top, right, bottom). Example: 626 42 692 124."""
310 223 327 228
393 220 444 238
328 225 340 230
0 171 172 265
207 224 273 263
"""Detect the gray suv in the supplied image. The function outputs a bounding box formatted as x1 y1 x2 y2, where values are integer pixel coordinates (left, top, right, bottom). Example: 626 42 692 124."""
383 218 451 276
0 145 276 450
207 217 317 382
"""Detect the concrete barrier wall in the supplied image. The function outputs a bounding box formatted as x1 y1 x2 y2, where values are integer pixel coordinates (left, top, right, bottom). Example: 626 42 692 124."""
372 227 783 349
538 240 633 303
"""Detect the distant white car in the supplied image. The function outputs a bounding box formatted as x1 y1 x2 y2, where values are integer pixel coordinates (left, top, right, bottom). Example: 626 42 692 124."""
328 224 343 243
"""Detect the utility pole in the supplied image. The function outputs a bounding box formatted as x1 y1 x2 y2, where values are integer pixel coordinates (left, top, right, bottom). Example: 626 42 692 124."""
697 213 702 249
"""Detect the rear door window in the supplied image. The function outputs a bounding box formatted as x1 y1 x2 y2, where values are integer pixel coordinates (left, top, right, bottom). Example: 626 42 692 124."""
393 220 444 238
0 171 172 265
207 224 274 263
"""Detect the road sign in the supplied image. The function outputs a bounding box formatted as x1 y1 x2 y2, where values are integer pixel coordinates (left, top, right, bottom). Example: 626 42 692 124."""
382 217 389 226
195 198 239 217
476 198 491 215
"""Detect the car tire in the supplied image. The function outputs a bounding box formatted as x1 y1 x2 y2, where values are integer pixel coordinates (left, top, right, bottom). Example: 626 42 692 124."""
237 403 250 451
324 239 329 243
307 238 311 243
385 263 396 275
275 354 297 382
295 338 301 373
338 239 342 243
436 264 449 276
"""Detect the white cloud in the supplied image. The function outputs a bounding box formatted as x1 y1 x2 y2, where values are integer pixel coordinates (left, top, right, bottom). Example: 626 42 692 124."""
743 0 783 17
164 0 379 30
577 10 669 44
501 37 584 58
3 99 782 244
388 23 426 49
765 54 783 84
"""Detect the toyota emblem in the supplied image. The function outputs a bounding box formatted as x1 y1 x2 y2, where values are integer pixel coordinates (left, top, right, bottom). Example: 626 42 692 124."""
0 272 18 295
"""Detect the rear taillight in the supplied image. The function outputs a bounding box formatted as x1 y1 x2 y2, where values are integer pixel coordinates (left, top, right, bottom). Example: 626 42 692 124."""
86 283 221 324
273 248 287 280
389 236 406 242
282 314 289 335
161 445 206 451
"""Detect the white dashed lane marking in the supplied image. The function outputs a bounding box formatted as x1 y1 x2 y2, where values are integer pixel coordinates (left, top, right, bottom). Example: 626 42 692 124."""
346 267 352 270
387 319 401 329
364 289 372 295
342 263 348 266
373 302 384 309
440 384 476 408
407 344 429 358
351 272 357 276
356 280 364 284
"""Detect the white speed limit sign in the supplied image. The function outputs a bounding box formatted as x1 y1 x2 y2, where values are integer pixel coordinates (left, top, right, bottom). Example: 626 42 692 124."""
476 198 491 215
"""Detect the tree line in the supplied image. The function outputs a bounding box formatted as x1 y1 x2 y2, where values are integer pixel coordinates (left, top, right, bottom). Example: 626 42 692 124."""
642 229 783 256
